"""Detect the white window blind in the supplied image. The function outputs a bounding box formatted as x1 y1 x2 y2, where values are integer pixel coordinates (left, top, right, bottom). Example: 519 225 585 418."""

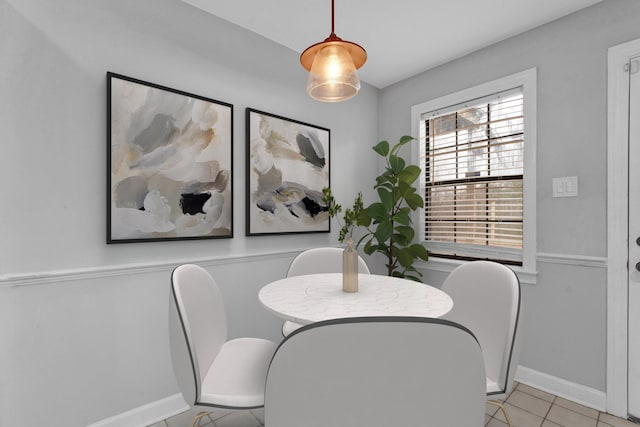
421 87 524 264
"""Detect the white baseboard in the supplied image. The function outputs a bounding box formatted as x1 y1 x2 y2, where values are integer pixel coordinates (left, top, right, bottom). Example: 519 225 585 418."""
516 366 607 412
86 393 188 427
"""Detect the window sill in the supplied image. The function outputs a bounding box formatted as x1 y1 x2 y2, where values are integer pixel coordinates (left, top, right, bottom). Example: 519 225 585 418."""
415 257 538 285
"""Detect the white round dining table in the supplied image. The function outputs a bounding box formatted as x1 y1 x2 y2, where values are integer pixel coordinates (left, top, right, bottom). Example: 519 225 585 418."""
258 273 453 326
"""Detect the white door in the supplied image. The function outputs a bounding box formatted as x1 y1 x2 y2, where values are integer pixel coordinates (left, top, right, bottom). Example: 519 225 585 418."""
628 56 640 421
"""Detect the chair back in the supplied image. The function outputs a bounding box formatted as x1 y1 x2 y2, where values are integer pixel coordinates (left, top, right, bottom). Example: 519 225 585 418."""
169 264 228 405
287 247 370 276
441 261 522 397
265 317 486 427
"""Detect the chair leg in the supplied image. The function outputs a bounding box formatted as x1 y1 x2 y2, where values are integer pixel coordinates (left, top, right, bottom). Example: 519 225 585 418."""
191 411 210 427
488 400 514 427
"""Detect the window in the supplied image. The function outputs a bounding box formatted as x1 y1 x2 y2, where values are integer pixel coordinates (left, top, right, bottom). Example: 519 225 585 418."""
424 88 524 263
411 69 536 271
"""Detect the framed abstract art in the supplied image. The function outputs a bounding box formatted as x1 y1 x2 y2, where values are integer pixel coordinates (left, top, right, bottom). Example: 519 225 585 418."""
246 108 330 236
107 72 233 243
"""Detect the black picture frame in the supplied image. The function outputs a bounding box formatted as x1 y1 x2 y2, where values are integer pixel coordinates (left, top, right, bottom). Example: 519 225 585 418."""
245 108 330 236
107 72 233 243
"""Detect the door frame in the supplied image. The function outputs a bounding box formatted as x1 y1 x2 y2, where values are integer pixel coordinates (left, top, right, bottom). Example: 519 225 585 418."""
607 37 640 418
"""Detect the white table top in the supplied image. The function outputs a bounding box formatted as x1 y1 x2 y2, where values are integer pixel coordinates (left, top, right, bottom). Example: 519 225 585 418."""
258 273 453 325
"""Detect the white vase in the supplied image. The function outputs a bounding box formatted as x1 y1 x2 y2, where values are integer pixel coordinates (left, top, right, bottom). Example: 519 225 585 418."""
342 237 358 293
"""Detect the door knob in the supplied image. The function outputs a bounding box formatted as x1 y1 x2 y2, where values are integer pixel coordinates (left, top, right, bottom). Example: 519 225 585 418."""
637 236 640 246
636 262 640 272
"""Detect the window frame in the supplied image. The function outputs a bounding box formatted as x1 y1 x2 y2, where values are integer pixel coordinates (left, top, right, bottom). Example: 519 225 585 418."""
410 68 537 277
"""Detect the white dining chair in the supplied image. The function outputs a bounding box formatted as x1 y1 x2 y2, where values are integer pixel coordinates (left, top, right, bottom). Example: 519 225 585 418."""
441 261 522 427
169 264 278 427
264 316 487 427
281 247 370 336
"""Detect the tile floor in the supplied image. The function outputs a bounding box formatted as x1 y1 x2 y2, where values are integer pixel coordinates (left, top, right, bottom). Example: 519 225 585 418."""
148 382 639 427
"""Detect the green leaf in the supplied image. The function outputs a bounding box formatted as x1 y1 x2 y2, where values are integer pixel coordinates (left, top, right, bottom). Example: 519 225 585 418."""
381 169 397 185
374 179 393 191
357 210 372 227
397 180 413 198
398 248 415 268
375 173 389 184
321 186 343 218
399 135 415 144
390 135 415 156
338 226 347 242
404 274 424 282
374 220 393 243
405 193 424 210
321 187 332 201
373 140 390 157
367 203 388 222
393 232 411 247
363 239 377 255
398 165 421 185
392 210 411 225
377 187 393 211
389 244 399 255
388 155 406 174
394 225 415 242
409 243 429 261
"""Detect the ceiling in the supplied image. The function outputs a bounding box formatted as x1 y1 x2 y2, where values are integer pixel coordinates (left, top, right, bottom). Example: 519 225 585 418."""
181 0 602 89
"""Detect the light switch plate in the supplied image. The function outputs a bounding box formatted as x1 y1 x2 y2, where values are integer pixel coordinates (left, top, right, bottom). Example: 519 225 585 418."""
553 176 578 197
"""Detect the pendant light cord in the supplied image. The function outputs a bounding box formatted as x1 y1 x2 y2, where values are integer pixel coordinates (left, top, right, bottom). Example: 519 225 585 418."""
330 0 336 37
321 0 339 41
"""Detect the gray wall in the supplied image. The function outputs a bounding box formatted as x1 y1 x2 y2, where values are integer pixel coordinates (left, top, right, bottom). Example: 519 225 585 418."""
0 0 379 425
379 0 640 392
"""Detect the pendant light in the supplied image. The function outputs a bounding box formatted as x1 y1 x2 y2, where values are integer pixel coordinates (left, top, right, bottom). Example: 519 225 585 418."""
300 0 367 102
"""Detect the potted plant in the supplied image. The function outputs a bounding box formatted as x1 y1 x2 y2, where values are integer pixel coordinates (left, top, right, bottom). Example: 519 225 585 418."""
323 135 429 281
